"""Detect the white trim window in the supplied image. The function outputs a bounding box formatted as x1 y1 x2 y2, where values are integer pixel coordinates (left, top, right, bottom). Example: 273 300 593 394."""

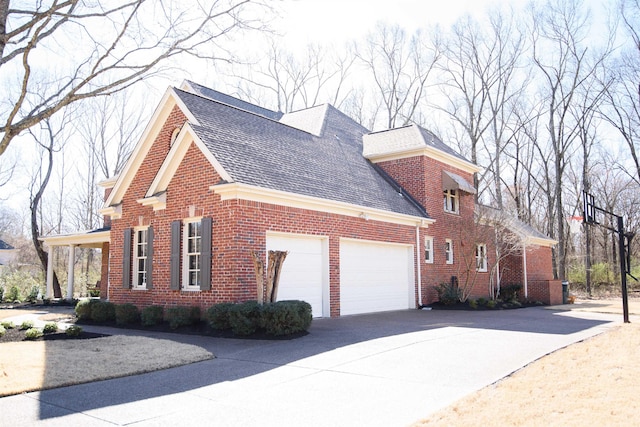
476 243 488 272
443 189 459 214
425 236 434 263
133 227 148 288
183 219 202 290
445 239 454 264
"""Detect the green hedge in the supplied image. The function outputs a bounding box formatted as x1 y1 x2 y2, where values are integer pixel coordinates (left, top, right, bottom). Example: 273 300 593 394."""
91 301 116 323
115 303 140 325
141 305 164 326
165 306 200 329
228 301 263 336
75 299 100 321
262 300 312 336
205 302 235 330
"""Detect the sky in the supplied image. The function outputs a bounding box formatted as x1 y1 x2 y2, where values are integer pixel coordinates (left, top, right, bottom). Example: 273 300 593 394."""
0 0 614 225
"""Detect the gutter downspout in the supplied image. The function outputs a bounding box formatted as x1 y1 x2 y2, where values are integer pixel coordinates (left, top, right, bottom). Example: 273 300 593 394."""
416 225 422 307
522 241 528 299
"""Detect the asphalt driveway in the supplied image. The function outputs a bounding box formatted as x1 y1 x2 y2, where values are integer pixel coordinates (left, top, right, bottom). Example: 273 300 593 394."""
0 306 620 426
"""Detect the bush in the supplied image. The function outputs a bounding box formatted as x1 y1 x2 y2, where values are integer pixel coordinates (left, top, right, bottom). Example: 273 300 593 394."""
19 320 34 330
434 283 461 305
24 328 42 340
486 300 497 309
468 299 478 309
141 305 164 326
91 301 116 323
75 299 100 321
0 325 5 337
1 321 15 329
206 303 235 330
229 301 263 336
0 286 4 302
476 297 488 306
500 284 523 302
165 306 200 330
6 285 20 303
25 285 40 303
115 303 140 325
66 325 83 337
43 322 58 334
262 300 312 336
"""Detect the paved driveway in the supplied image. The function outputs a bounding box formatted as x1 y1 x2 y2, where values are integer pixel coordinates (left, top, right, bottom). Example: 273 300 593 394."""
1 306 620 426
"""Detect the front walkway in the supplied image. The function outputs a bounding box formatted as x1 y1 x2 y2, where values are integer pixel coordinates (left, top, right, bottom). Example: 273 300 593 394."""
0 305 623 426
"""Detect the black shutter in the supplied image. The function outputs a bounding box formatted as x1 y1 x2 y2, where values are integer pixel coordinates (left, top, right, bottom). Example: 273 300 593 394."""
200 217 212 291
170 220 182 290
122 228 132 289
146 226 154 289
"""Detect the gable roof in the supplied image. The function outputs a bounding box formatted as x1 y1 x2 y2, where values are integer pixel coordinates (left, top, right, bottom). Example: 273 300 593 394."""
363 124 481 174
172 88 428 219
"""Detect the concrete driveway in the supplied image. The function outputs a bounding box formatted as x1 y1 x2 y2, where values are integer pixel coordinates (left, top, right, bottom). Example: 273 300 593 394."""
0 306 620 426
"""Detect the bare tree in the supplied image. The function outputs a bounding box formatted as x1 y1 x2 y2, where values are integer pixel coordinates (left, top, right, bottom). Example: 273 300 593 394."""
356 22 441 130
0 0 267 157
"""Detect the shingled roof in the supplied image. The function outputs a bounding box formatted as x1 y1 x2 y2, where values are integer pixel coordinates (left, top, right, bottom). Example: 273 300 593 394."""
172 88 429 219
0 239 14 250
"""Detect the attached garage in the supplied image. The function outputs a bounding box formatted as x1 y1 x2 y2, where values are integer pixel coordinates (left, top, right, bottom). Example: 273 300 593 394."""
266 233 328 317
339 238 415 316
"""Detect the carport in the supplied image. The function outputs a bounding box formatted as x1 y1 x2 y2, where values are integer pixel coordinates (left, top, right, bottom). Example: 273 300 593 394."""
40 227 110 299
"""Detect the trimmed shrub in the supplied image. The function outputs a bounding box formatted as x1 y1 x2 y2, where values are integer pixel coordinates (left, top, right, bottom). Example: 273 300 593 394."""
486 300 497 309
434 283 461 305
115 303 140 325
25 285 40 303
91 301 116 323
165 306 200 330
476 297 488 306
500 284 523 302
66 325 83 337
0 286 4 302
141 305 164 326
75 299 100 321
206 303 235 330
0 325 5 337
468 299 478 309
262 300 312 336
229 301 263 336
1 321 15 329
19 320 34 330
43 322 58 334
24 328 42 340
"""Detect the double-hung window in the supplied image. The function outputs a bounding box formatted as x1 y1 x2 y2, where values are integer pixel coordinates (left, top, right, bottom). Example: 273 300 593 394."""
425 236 434 263
445 239 454 264
444 189 459 214
133 228 148 288
183 219 202 290
476 243 488 272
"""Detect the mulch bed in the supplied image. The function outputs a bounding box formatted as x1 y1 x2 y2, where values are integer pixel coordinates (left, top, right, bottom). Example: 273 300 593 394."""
0 328 108 344
425 300 545 311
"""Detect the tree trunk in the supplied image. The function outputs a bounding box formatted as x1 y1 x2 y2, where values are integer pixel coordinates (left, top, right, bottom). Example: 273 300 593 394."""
0 0 8 60
251 251 265 304
266 250 288 303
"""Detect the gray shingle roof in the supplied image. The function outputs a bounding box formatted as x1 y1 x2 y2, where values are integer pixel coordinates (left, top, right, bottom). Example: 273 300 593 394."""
416 126 472 164
173 88 428 219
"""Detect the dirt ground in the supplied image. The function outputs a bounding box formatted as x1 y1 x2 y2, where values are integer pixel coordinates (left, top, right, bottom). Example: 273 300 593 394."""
413 299 640 426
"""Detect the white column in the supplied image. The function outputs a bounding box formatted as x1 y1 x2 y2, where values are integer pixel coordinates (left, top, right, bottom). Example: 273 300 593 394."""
67 245 76 300
46 244 54 298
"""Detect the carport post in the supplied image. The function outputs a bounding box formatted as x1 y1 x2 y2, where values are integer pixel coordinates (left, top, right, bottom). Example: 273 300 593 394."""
67 244 76 300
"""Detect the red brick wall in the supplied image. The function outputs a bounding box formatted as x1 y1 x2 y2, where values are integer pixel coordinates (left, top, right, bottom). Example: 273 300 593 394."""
378 156 494 304
500 245 558 304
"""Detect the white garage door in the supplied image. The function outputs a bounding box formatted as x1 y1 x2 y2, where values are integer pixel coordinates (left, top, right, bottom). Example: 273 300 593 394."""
266 233 327 317
340 239 414 316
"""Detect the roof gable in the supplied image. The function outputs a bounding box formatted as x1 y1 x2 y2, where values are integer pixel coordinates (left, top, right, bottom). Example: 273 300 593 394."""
102 88 198 210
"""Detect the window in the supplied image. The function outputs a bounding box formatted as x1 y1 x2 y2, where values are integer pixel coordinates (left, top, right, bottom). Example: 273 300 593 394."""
425 236 434 263
443 189 459 214
183 219 202 289
476 244 488 272
133 228 148 288
445 239 454 264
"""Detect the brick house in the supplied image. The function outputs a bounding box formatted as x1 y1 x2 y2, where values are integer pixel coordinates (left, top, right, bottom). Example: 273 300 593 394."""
42 81 561 316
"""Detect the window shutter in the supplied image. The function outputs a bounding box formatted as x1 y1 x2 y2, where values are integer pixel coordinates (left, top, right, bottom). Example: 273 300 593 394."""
200 217 212 291
170 220 181 290
122 228 132 289
146 226 154 289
